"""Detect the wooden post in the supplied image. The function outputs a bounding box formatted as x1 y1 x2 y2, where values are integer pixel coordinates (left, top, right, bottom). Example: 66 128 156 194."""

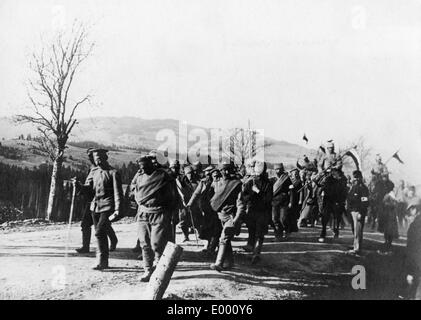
144 242 183 300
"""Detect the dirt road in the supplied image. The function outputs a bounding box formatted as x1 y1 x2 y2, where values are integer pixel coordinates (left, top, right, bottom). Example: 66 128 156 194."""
0 219 408 300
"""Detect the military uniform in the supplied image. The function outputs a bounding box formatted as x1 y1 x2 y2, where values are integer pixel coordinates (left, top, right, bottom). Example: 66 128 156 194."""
76 165 118 254
242 162 272 263
346 171 369 253
132 158 178 281
287 170 302 234
80 151 123 269
187 167 221 255
319 152 343 172
298 172 318 227
271 165 292 240
209 163 246 271
378 180 399 252
177 166 201 241
315 170 348 241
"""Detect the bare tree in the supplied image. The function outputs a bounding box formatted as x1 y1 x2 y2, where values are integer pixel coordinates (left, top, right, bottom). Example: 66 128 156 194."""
222 126 271 166
15 22 94 220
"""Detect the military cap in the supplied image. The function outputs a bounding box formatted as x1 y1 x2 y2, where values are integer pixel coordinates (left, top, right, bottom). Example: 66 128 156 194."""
407 197 421 210
137 154 153 163
90 148 108 154
273 163 284 170
218 160 233 171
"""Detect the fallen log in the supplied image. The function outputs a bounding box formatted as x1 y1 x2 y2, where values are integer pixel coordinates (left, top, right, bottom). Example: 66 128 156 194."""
144 241 183 300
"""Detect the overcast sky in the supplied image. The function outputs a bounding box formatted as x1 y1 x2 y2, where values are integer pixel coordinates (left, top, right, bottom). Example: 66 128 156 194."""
1 0 421 183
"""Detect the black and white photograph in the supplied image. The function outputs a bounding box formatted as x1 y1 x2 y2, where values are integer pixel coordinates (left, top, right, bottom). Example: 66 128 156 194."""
0 0 421 304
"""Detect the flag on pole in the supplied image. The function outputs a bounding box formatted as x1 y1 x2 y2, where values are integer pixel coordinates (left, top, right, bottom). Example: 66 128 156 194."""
392 151 404 164
302 133 308 144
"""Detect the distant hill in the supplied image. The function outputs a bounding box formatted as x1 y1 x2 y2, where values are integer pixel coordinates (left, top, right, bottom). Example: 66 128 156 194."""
0 116 315 169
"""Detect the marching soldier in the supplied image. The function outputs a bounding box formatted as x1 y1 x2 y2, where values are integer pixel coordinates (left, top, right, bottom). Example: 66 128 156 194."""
132 155 178 281
242 161 272 264
287 169 303 235
242 159 257 252
75 148 118 254
209 161 246 271
187 166 221 257
177 165 201 242
378 175 398 254
346 170 369 255
271 163 293 241
298 170 318 228
75 148 123 270
315 167 348 242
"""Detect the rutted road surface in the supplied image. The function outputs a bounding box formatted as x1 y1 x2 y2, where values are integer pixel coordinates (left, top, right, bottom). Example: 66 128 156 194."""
0 219 408 300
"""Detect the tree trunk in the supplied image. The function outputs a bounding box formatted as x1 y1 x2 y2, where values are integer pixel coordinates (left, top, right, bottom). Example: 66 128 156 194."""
46 153 64 221
144 242 183 300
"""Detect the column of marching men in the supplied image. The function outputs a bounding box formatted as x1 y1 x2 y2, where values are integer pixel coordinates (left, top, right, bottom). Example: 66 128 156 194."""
73 143 421 298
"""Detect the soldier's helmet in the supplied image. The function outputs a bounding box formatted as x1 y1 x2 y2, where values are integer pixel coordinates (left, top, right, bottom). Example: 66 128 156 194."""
90 148 109 159
137 154 153 164
273 163 284 171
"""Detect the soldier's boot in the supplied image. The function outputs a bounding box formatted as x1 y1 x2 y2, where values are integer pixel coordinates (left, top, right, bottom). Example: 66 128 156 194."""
76 227 91 254
181 226 190 242
140 248 154 282
251 237 264 264
210 243 227 272
108 225 118 252
153 252 162 270
205 237 219 259
274 225 283 242
201 240 209 253
318 227 327 243
223 242 234 270
92 235 109 270
242 232 255 252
